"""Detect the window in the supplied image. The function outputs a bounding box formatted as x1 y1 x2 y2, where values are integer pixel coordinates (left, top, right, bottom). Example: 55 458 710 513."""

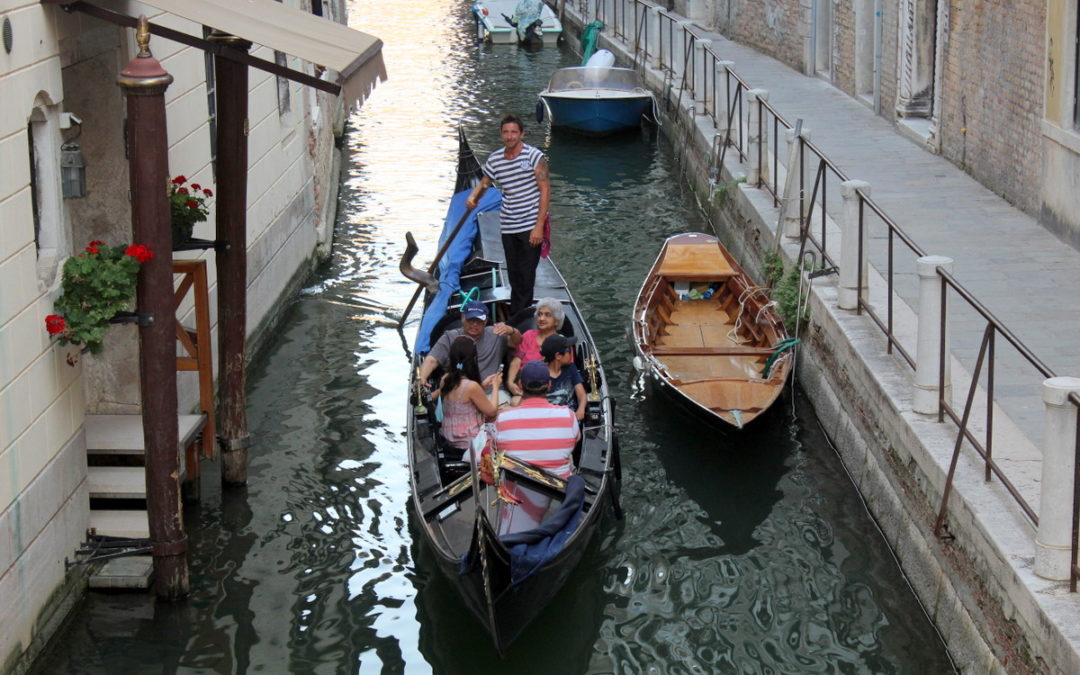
275 51 291 116
203 27 218 177
27 100 69 286
311 0 323 17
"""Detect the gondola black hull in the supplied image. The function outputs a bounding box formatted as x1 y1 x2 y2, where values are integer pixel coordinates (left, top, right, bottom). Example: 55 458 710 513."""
403 129 618 653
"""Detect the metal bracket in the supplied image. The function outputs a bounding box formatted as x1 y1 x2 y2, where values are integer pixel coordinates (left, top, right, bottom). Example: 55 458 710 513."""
808 266 839 279
66 530 151 568
219 434 252 451
109 311 154 326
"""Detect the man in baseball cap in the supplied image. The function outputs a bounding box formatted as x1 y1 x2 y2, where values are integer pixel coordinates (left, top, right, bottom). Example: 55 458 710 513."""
418 300 521 389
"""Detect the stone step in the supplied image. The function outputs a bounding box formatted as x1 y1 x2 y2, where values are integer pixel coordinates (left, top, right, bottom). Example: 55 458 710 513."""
88 555 154 590
87 466 146 499
85 414 207 455
89 510 149 539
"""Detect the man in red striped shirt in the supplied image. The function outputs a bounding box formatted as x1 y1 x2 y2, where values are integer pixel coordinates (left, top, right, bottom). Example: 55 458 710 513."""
495 360 579 533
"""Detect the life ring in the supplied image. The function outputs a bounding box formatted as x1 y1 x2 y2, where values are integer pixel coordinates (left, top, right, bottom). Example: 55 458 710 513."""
564 80 583 90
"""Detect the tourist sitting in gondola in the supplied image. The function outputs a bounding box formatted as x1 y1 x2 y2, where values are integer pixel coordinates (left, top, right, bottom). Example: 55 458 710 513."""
506 297 563 398
540 334 587 421
494 360 579 533
418 300 521 395
433 337 502 453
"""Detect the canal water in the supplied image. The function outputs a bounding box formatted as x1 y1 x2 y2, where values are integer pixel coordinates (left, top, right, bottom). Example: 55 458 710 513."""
35 1 955 673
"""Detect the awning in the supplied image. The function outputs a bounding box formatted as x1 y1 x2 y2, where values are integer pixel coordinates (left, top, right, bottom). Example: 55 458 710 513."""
44 0 386 107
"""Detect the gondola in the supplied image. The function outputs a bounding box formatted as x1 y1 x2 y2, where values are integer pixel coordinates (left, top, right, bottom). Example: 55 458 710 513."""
399 128 620 653
631 232 795 428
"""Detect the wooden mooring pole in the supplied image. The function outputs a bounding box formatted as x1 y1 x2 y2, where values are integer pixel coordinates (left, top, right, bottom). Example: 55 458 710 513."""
209 32 253 486
117 18 189 598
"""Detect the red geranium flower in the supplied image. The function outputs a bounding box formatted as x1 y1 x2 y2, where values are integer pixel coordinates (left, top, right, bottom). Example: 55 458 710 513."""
89 240 104 247
45 314 66 335
125 244 154 263
85 245 99 254
172 175 187 184
191 183 201 191
186 200 199 209
177 187 189 195
203 188 213 197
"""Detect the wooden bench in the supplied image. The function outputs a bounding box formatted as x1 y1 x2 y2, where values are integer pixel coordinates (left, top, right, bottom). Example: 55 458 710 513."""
649 346 775 357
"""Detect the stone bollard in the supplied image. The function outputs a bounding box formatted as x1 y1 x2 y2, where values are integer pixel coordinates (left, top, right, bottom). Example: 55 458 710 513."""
717 60 735 141
838 180 871 310
1035 377 1080 580
783 126 811 239
913 256 953 414
674 21 693 83
747 89 769 186
693 39 712 116
647 7 663 70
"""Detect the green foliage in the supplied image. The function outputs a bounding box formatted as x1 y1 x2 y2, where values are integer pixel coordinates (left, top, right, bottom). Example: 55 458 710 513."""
763 251 785 286
768 258 807 333
713 175 746 204
49 242 150 354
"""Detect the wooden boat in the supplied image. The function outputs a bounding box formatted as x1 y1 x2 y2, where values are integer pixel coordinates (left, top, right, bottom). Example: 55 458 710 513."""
472 0 563 45
537 50 654 135
631 232 794 428
400 128 620 653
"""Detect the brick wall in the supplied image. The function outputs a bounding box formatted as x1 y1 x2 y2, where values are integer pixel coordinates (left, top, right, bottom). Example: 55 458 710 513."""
721 0 809 71
936 0 1045 212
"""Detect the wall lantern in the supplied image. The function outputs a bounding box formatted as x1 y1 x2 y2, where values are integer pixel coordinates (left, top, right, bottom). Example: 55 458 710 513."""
61 142 86 198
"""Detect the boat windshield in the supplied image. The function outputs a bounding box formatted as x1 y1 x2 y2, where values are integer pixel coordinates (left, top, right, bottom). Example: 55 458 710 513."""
546 67 643 92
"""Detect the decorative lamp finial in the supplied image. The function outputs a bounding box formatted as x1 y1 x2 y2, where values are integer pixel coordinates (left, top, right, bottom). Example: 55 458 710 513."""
136 16 151 57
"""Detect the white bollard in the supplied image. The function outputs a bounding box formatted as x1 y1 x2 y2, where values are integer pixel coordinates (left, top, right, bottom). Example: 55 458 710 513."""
913 255 953 414
1035 377 1080 580
783 127 811 239
647 7 663 70
838 180 871 310
693 39 712 116
717 60 735 141
747 89 769 186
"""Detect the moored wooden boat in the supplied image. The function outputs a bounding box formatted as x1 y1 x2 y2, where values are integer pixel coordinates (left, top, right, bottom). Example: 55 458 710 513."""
537 51 654 136
400 129 620 653
631 232 794 428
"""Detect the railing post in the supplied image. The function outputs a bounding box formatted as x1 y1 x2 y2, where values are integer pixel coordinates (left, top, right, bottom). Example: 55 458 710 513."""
717 60 736 141
747 89 769 186
647 7 662 70
1035 377 1080 580
693 39 711 116
913 255 953 414
673 21 692 83
783 126 810 238
838 180 871 310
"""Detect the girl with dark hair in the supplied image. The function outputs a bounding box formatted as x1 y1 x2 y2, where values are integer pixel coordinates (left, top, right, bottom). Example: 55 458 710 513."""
437 336 502 451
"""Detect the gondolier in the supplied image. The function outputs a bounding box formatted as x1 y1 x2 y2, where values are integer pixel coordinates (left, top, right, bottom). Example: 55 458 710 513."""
467 113 551 316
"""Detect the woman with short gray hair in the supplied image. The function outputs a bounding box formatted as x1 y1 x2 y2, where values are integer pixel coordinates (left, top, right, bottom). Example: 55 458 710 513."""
507 298 564 398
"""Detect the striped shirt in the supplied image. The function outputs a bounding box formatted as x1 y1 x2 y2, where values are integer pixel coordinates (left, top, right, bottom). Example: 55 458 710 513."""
495 397 579 477
483 143 545 234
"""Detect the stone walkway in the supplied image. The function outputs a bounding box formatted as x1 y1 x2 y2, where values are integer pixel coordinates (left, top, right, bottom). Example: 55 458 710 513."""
695 34 1080 447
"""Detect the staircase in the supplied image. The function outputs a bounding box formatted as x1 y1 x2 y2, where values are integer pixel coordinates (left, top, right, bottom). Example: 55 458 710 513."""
81 260 215 587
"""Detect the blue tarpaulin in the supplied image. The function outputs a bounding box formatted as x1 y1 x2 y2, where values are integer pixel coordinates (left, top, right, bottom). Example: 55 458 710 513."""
414 188 502 354
499 475 586 585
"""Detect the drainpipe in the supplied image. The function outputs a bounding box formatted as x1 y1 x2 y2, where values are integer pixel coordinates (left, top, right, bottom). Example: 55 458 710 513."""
209 32 253 486
117 17 188 599
873 0 883 115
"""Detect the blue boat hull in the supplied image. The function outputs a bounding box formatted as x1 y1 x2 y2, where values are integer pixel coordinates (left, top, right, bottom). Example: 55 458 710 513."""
540 94 651 135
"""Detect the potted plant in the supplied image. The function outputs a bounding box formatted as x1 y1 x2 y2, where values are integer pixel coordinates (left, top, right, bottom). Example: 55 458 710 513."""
169 175 212 248
45 240 154 358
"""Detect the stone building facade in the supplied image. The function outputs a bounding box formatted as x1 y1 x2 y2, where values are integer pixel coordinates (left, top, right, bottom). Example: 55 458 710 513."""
0 1 380 671
701 0 1079 245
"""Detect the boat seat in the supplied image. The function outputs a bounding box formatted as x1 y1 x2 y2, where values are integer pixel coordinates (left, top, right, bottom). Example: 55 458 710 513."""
649 345 775 357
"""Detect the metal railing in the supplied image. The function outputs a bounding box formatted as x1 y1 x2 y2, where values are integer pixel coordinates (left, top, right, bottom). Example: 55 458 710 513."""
565 0 1080 591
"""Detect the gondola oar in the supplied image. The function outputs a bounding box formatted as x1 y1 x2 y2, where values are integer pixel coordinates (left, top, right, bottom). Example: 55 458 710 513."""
396 205 475 329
